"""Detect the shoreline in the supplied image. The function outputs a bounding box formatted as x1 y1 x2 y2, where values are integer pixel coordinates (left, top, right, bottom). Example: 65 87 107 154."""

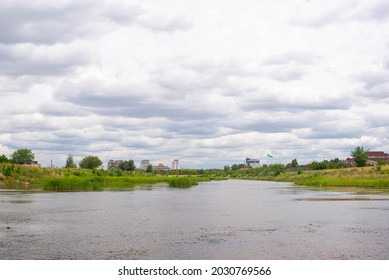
2 164 389 192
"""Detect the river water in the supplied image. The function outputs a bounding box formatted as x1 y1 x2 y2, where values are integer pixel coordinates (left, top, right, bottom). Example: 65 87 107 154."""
1 180 388 259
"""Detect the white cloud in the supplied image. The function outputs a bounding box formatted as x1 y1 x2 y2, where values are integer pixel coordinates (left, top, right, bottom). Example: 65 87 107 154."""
1 0 389 168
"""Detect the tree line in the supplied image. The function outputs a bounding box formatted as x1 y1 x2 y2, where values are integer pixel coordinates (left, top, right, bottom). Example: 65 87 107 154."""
1 146 384 173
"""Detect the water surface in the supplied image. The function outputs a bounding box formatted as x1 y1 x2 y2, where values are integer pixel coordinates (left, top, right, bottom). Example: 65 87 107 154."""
1 180 388 259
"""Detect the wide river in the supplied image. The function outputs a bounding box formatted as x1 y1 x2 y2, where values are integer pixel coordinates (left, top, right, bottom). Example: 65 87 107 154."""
1 180 389 259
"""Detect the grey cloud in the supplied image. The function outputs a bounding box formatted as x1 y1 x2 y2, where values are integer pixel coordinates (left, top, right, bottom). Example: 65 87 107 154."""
54 77 228 122
101 2 146 24
0 0 98 44
263 51 320 65
137 15 193 32
355 70 389 89
0 114 58 134
357 83 389 99
240 94 350 112
353 59 389 100
38 100 90 117
300 128 364 140
290 1 389 28
268 66 307 82
290 7 342 28
384 56 389 70
230 121 301 134
152 57 258 96
354 1 389 22
86 99 228 121
224 109 356 136
0 0 188 45
0 43 91 76
153 68 224 92
262 51 318 81
369 1 389 21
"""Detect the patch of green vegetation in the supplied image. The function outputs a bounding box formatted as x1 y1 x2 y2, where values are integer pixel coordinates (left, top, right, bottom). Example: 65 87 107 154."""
294 177 389 188
42 176 199 191
0 164 204 191
167 177 198 188
239 165 389 191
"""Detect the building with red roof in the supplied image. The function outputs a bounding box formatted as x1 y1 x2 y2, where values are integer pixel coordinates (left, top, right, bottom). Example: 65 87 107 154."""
345 151 389 166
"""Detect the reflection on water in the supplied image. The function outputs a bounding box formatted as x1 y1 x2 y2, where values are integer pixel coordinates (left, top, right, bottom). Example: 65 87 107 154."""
1 180 389 260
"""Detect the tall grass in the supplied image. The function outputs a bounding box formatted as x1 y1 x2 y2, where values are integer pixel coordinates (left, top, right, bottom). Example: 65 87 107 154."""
242 166 389 190
294 177 389 188
167 177 198 188
42 176 199 191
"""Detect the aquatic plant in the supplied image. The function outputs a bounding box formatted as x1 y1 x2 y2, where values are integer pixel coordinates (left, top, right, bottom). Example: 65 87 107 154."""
167 177 198 188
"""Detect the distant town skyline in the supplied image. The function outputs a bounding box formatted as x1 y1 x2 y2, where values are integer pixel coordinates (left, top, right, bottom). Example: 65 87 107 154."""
1 0 389 169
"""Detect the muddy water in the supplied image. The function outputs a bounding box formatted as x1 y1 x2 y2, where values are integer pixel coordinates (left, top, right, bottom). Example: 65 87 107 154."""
1 180 389 259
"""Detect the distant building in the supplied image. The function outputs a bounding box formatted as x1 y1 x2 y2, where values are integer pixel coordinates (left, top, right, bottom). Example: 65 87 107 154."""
23 161 41 168
345 151 389 166
107 160 123 170
246 158 260 168
238 167 250 171
172 159 179 170
153 163 170 171
367 151 389 164
140 160 150 170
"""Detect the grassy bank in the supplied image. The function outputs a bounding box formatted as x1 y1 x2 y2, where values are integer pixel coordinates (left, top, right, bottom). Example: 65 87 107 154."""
243 165 389 190
2 163 389 192
0 164 201 191
42 176 199 191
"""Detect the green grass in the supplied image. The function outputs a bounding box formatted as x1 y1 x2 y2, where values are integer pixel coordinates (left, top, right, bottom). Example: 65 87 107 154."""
240 166 389 190
294 177 389 188
42 176 199 191
4 163 389 192
0 164 203 191
167 177 199 188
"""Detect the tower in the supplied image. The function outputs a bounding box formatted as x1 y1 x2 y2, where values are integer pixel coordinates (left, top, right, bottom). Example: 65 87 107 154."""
172 159 179 170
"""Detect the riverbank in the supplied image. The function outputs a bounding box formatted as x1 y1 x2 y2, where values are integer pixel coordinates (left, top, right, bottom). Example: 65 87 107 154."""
241 165 389 191
2 163 389 192
0 164 206 191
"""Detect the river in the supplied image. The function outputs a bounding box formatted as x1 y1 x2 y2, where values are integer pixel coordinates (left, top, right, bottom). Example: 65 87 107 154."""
1 180 388 259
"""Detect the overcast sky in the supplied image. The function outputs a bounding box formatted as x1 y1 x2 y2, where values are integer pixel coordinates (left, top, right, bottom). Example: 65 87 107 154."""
1 0 389 168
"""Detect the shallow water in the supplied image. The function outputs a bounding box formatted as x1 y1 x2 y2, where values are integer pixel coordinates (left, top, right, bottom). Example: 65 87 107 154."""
1 180 388 259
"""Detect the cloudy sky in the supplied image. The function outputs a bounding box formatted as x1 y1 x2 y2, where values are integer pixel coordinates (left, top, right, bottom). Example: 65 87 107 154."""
1 0 389 168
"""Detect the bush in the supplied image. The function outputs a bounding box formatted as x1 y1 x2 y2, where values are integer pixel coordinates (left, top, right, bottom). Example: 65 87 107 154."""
4 166 12 176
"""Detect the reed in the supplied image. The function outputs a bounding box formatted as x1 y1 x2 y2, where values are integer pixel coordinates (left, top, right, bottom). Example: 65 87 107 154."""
42 176 199 191
167 177 198 188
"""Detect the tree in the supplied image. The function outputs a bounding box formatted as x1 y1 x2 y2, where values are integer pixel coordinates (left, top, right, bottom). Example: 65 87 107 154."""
79 156 103 169
0 154 9 163
231 163 246 171
291 159 299 168
11 149 35 164
351 146 368 167
119 160 136 171
146 164 153 173
65 154 77 168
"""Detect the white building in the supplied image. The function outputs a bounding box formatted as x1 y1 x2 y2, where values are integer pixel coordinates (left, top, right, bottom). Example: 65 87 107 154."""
246 158 260 168
172 159 179 170
140 160 150 170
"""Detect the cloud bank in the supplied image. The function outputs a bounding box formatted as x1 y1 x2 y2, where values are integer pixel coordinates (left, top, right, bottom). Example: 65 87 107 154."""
1 0 389 168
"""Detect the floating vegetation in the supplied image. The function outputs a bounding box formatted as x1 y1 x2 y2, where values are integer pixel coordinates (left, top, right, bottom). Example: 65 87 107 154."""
167 177 198 188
